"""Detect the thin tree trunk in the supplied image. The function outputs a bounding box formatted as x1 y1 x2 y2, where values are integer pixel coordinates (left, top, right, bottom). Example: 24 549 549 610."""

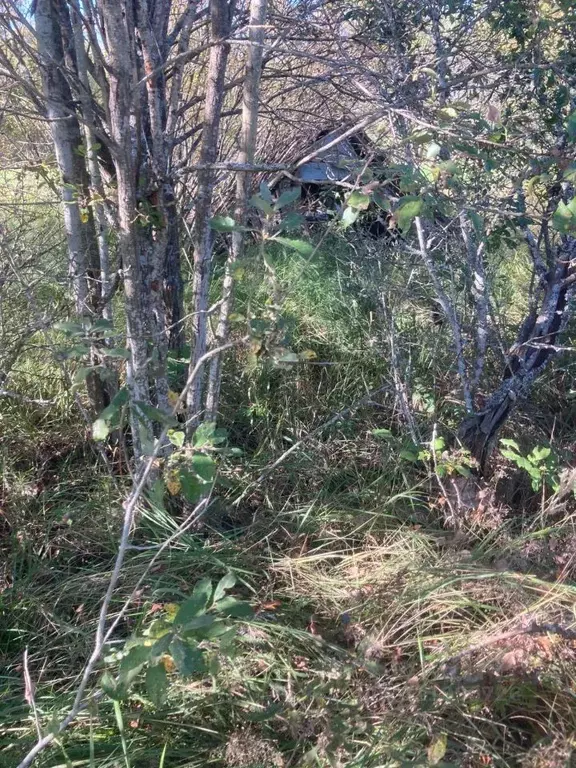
34 0 106 414
459 239 576 471
186 0 233 430
205 0 267 422
100 0 152 456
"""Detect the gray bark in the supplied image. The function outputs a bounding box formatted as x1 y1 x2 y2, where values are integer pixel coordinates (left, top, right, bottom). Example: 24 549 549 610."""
459 239 576 471
205 0 267 422
34 0 106 414
186 0 234 429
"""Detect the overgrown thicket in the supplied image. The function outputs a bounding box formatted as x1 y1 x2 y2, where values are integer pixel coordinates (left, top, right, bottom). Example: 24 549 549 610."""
2 1 576 767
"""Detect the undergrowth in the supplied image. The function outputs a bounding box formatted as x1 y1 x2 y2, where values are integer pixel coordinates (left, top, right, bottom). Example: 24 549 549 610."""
2 243 576 768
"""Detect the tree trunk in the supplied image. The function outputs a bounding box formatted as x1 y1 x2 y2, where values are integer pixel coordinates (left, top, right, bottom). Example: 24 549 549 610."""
100 0 154 457
459 240 576 471
34 0 107 415
186 0 233 429
205 0 267 422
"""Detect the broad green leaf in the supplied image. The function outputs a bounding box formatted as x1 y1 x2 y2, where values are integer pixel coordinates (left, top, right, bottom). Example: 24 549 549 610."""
191 453 215 482
213 596 253 618
271 237 314 256
119 645 150 687
372 428 393 439
213 571 236 602
181 614 216 632
341 206 359 228
372 192 391 212
346 190 371 210
193 421 217 447
174 578 213 625
428 732 448 765
178 468 206 503
500 438 520 451
146 663 168 707
134 401 178 427
552 199 576 233
100 671 121 701
210 215 240 232
395 196 424 233
74 366 93 385
90 318 113 332
438 106 458 119
250 194 274 215
279 212 305 231
167 429 185 448
274 187 301 210
149 632 173 663
169 638 207 677
104 347 130 359
53 321 85 336
259 181 273 202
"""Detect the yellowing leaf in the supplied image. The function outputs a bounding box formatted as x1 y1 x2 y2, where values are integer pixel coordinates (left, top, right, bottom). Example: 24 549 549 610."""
161 654 176 672
165 470 181 496
428 733 448 765
299 349 317 360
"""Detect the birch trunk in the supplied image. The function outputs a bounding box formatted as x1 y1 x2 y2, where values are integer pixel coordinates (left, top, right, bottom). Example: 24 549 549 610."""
204 0 267 422
186 0 233 429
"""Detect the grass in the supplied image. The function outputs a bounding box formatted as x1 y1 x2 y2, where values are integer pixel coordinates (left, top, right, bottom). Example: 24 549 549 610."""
2 241 576 768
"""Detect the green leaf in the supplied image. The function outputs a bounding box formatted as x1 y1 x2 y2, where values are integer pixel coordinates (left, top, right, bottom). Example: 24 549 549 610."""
92 418 110 441
149 632 173 663
100 671 121 701
426 142 442 159
372 428 393 440
250 194 274 215
169 638 207 677
274 187 301 210
178 468 206 503
104 347 130 359
279 212 305 231
428 732 448 765
213 571 236 602
181 614 216 632
259 181 274 203
372 191 391 212
346 190 371 210
146 664 168 707
341 206 359 228
395 196 424 233
191 454 215 482
213 596 253 618
270 237 314 256
210 215 241 232
167 429 185 448
119 645 150 687
552 199 576 233
134 402 178 427
174 578 213 626
54 321 85 336
438 106 458 120
193 421 217 447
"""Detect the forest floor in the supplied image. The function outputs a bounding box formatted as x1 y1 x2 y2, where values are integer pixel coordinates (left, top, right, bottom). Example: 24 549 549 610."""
2 246 576 768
